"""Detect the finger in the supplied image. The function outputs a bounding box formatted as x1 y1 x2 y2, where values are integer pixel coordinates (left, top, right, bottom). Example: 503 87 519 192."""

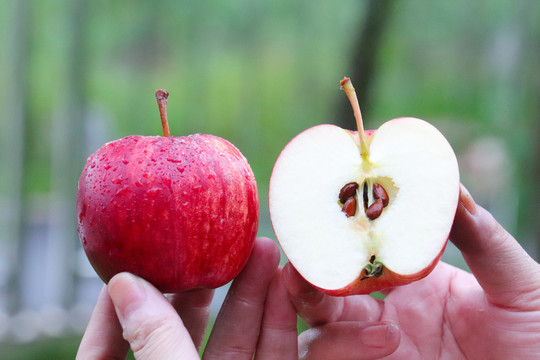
283 263 383 326
203 237 281 360
298 321 400 360
450 184 540 307
169 288 215 351
108 272 199 360
76 286 130 360
255 267 298 360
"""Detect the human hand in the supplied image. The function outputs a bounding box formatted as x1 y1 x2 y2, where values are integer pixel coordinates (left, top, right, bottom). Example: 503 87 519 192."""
76 237 298 360
284 184 540 359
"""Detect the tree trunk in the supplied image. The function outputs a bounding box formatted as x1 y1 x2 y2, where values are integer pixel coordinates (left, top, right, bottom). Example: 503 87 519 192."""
2 0 31 314
47 0 89 309
336 0 396 130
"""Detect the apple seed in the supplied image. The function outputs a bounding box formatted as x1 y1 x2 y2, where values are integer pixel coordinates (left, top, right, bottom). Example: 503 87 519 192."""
342 197 357 217
366 199 384 220
363 182 369 210
339 182 359 204
373 183 389 207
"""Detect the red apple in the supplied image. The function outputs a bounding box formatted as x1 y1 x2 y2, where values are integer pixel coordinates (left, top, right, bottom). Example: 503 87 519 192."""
77 90 259 293
269 78 460 296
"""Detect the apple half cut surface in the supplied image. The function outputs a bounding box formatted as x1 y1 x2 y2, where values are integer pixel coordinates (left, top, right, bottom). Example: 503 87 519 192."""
269 78 460 296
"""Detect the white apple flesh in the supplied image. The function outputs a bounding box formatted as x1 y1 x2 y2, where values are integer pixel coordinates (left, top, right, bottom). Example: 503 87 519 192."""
269 78 460 296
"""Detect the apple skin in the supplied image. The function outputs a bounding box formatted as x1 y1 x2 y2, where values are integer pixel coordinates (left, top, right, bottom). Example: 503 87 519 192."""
77 133 259 293
313 243 446 296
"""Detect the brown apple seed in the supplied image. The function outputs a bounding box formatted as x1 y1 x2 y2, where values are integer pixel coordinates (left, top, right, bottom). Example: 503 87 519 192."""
363 182 369 210
372 183 389 207
366 199 384 220
339 182 359 204
342 197 357 217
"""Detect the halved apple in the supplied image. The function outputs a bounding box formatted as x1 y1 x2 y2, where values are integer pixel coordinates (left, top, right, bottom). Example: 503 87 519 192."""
269 78 460 296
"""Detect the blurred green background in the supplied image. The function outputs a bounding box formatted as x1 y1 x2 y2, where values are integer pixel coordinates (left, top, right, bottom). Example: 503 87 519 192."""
1 0 540 358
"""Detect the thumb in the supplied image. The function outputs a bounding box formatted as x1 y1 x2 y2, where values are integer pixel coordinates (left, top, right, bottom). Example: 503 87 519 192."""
450 184 540 308
108 272 199 360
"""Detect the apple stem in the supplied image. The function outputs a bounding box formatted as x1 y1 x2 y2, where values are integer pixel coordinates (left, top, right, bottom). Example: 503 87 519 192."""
155 89 170 137
340 77 369 159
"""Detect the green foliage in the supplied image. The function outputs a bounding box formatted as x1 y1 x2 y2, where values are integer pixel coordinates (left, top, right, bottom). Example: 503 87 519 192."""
0 335 82 360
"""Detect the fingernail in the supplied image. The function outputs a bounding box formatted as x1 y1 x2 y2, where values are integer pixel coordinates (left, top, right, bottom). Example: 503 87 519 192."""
108 272 148 325
459 184 477 215
361 324 392 348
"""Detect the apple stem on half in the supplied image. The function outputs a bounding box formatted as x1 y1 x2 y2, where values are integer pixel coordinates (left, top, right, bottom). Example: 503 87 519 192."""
340 77 369 160
155 89 171 137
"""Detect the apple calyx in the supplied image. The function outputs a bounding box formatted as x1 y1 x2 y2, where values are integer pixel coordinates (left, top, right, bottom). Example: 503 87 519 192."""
155 89 171 137
362 255 383 279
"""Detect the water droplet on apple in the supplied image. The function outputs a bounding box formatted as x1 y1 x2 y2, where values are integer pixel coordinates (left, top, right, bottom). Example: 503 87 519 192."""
177 165 186 173
122 158 129 165
148 187 161 197
115 186 129 196
79 202 87 220
111 176 124 184
135 179 143 187
103 163 111 170
167 157 182 163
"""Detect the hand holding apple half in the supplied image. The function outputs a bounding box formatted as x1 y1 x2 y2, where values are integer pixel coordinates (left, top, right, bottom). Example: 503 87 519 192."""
76 90 258 293
269 77 460 296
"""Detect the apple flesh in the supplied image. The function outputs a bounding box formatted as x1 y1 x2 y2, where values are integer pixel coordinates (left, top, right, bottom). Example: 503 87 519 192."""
269 78 459 296
77 91 258 293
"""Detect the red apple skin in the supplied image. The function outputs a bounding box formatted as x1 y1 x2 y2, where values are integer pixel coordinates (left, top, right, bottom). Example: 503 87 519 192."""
314 241 447 296
77 133 259 293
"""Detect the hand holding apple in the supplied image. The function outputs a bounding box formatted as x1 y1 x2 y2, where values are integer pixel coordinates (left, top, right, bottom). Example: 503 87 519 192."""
269 77 460 295
283 186 540 358
76 89 259 293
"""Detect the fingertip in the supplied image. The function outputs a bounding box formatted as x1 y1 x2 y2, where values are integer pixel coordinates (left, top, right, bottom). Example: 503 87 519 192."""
450 184 486 255
450 186 540 306
108 273 200 358
459 183 477 216
107 273 157 327
254 237 281 267
282 262 318 299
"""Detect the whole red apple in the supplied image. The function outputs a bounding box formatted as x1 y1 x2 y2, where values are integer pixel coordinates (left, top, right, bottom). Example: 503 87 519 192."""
77 90 259 293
